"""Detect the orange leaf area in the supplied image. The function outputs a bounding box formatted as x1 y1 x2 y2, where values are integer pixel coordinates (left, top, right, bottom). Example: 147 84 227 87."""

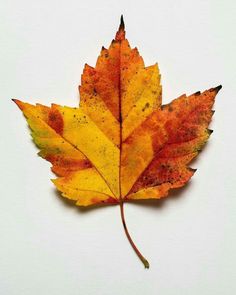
13 16 221 268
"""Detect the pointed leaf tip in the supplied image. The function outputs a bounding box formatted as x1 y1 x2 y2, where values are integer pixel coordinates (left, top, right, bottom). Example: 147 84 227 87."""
115 15 126 41
208 129 214 135
210 85 222 93
119 15 125 31
12 98 20 105
214 85 222 93
12 99 24 110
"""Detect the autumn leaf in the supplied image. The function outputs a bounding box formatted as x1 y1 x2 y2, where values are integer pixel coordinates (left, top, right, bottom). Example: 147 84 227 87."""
13 16 222 268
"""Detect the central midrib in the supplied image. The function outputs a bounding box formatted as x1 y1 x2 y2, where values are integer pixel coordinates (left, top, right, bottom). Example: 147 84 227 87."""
118 39 123 202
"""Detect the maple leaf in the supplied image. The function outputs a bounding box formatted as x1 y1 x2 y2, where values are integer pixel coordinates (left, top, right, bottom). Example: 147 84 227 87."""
13 16 222 268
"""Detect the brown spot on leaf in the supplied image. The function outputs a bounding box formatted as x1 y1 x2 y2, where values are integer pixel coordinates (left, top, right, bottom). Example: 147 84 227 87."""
48 108 64 135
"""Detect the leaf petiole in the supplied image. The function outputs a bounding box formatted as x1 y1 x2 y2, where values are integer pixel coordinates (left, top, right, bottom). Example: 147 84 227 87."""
119 201 150 269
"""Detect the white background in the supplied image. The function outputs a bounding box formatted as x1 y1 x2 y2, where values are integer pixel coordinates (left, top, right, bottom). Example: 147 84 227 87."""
1 0 236 294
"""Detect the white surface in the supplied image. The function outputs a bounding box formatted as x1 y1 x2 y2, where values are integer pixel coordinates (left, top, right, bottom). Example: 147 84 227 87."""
1 0 236 294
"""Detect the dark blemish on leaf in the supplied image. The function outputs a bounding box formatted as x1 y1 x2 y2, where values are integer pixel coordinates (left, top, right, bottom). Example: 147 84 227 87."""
142 102 150 112
48 109 64 135
168 106 173 112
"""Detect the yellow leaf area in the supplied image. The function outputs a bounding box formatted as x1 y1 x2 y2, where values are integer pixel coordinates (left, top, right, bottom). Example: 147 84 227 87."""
14 18 221 208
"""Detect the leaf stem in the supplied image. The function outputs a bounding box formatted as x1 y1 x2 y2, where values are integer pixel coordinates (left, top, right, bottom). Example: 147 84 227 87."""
119 201 150 268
